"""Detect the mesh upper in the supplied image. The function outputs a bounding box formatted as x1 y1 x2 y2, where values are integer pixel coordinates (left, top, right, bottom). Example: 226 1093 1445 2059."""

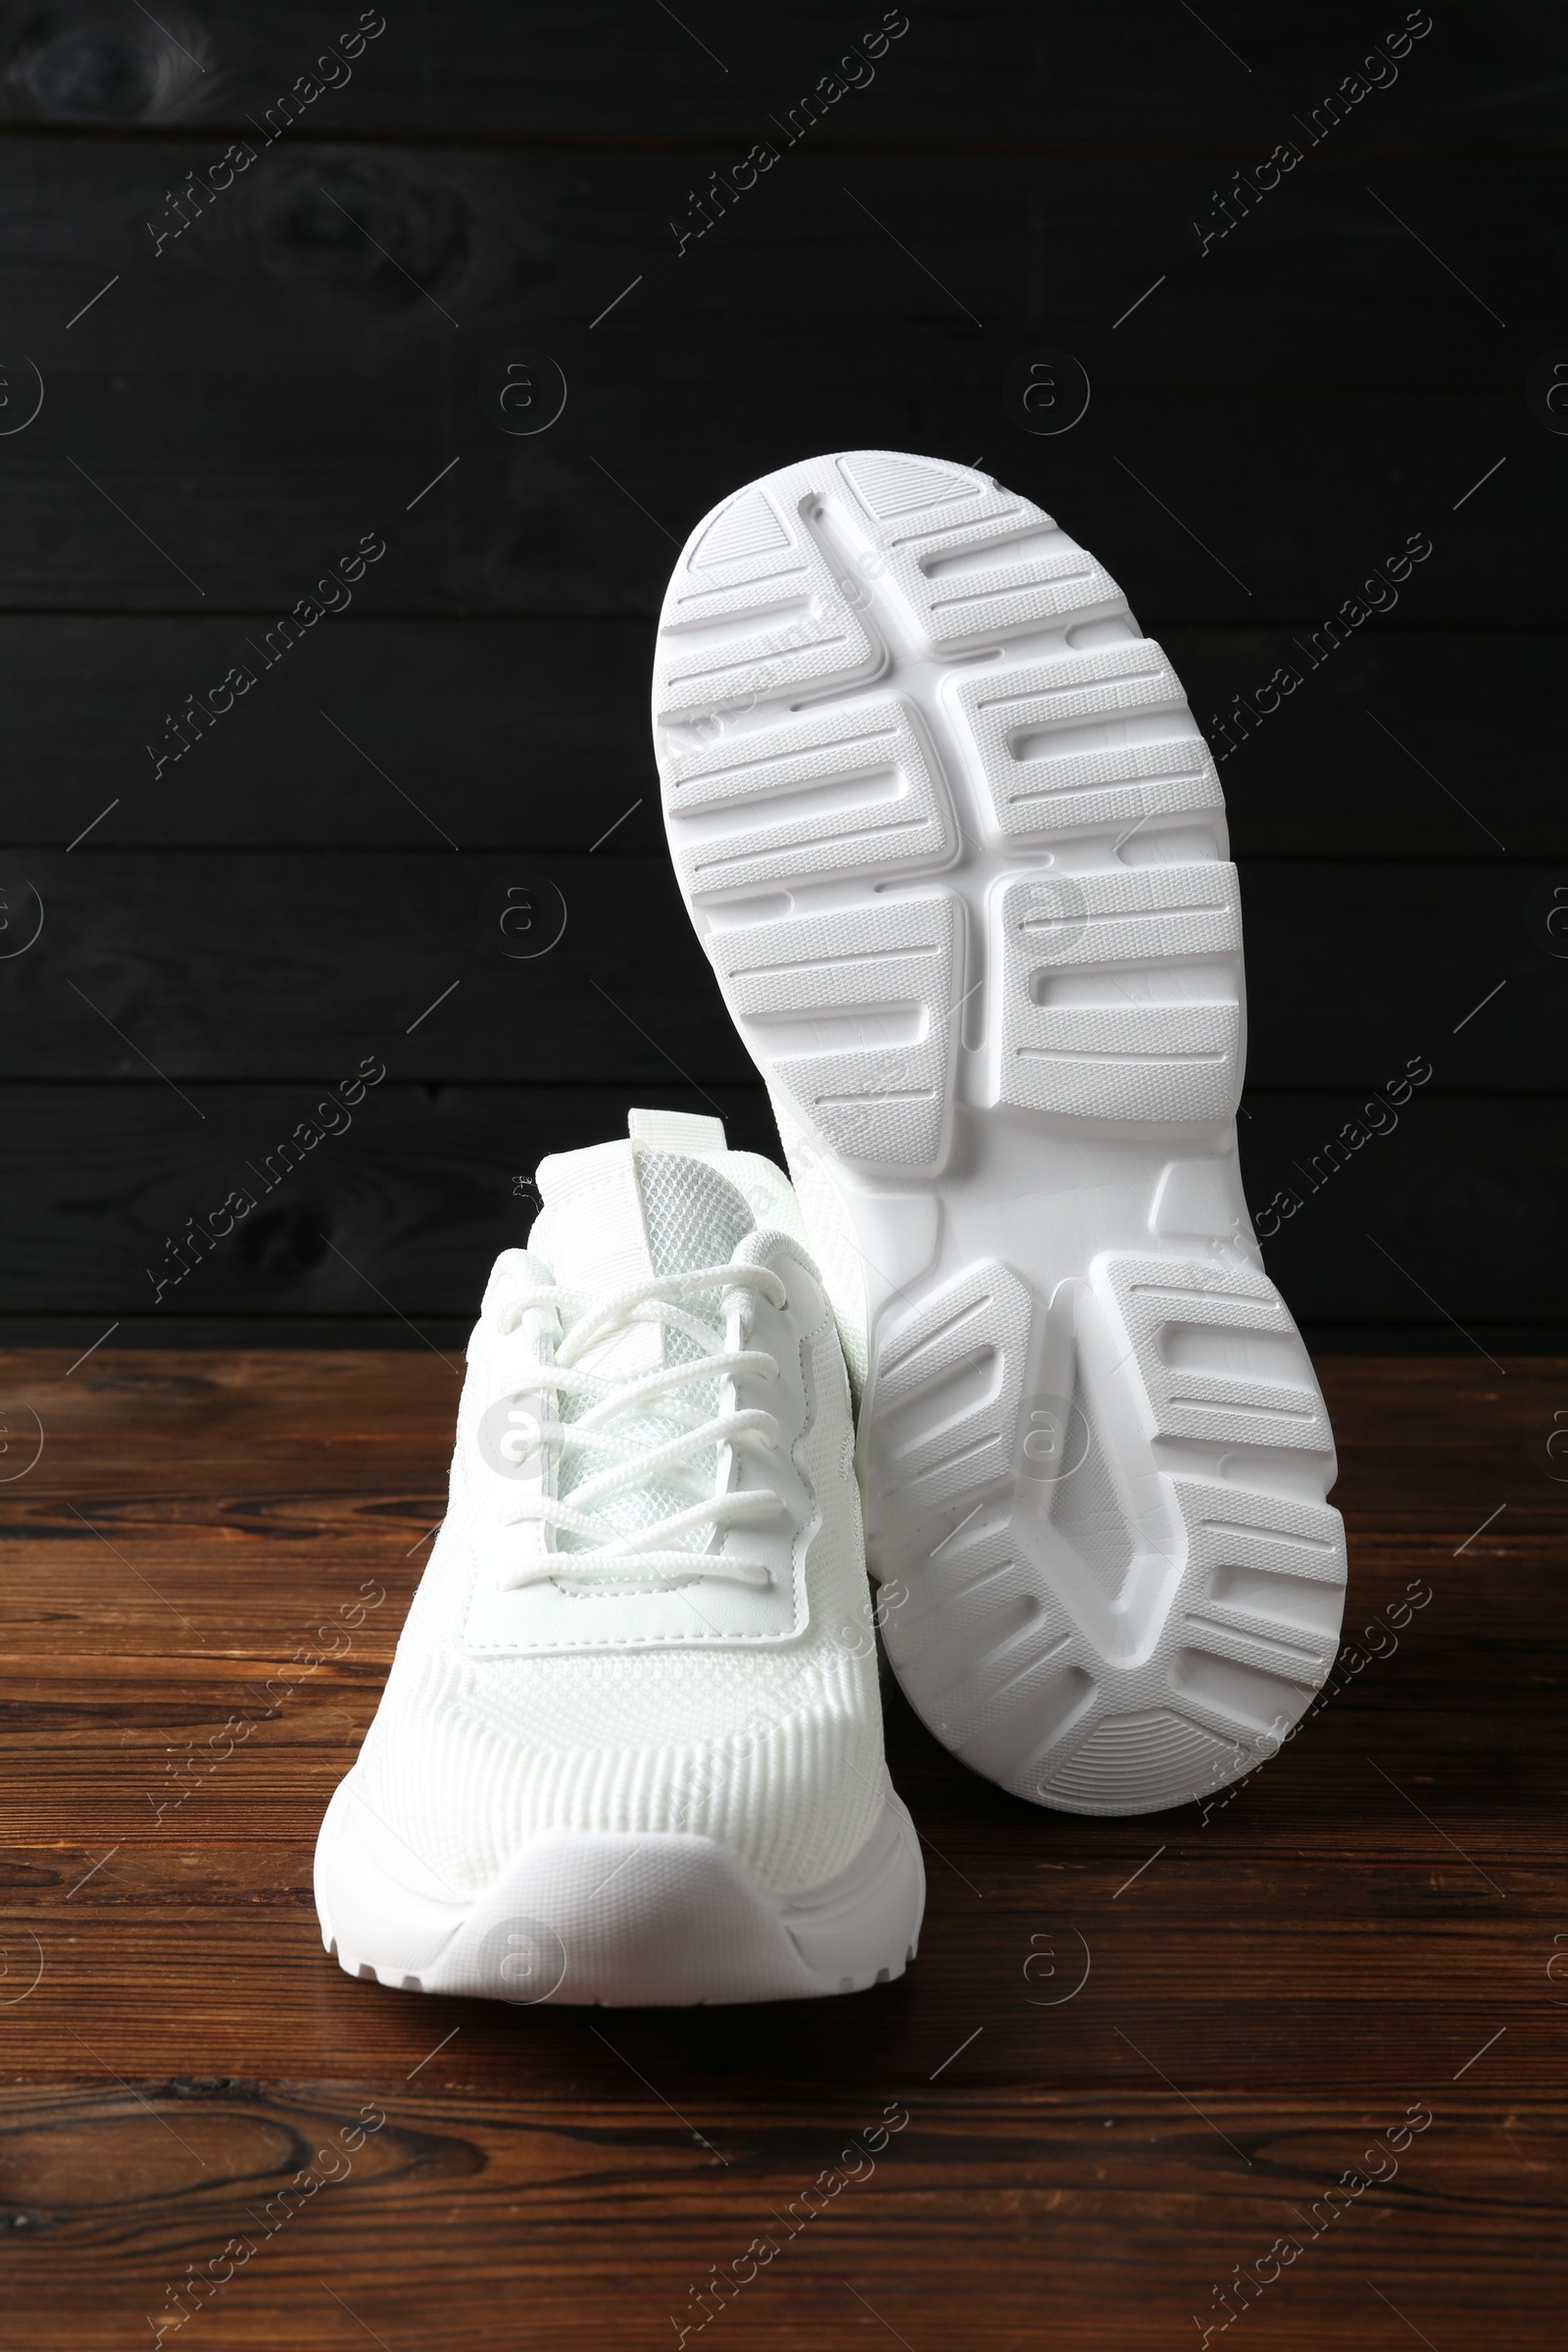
641 1148 754 1276
350 1118 888 1898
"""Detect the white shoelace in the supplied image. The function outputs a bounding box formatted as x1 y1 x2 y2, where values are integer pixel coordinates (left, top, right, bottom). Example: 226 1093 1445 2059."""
491 1261 788 1589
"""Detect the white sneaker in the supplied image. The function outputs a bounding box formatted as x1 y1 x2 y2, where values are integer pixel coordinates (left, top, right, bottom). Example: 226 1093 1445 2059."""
315 1106 923 2005
651 450 1348 1818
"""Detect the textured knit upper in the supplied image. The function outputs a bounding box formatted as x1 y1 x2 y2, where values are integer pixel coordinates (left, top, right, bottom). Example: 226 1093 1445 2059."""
355 1112 886 1898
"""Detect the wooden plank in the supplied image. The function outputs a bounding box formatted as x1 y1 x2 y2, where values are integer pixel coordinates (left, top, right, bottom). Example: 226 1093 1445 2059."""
1185 626 1546 859
0 619 1557 858
0 850 1558 1083
2 616 662 855
1239 1089 1568 1329
0 2082 1554 2350
0 1343 1545 1549
0 1082 776 1318
1 1834 1563 2079
0 140 1550 618
3 1587 1558 1856
0 1345 1560 2345
0 850 749 1081
0 1085 1563 1333
0 0 1558 146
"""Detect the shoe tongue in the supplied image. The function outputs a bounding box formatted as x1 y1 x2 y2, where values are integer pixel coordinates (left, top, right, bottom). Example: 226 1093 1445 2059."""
528 1139 759 1560
531 1139 755 1375
637 1145 756 1281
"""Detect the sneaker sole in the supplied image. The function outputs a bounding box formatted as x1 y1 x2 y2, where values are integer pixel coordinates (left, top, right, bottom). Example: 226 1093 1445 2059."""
315 1774 925 2006
652 449 1347 1819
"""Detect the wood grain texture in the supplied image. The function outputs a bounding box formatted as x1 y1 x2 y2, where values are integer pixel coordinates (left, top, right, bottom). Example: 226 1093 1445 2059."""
0 1 1557 1343
0 137 1547 619
0 1084 1564 1339
0 14 1560 2327
0 1346 1560 2346
0 1082 772 1318
0 0 1562 145
0 620 1552 858
0 849 1558 1083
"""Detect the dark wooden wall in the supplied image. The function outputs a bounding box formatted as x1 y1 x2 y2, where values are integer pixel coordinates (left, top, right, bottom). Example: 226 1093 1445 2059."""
0 0 1561 1349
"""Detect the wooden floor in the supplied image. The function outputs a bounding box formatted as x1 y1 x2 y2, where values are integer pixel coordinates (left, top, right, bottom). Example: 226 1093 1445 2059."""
0 1347 1562 2348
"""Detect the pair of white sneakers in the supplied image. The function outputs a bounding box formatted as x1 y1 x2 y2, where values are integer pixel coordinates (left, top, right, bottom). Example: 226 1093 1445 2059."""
315 451 1348 2007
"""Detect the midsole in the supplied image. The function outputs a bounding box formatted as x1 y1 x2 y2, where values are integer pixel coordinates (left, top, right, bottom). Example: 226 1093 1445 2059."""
838 1110 1258 1348
315 1774 926 2005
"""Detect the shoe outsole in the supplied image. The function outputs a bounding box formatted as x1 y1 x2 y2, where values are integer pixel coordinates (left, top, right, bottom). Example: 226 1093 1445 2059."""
315 1775 925 2006
652 449 1348 1819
